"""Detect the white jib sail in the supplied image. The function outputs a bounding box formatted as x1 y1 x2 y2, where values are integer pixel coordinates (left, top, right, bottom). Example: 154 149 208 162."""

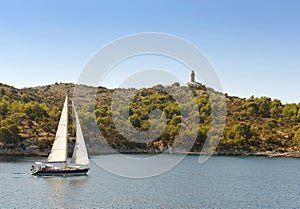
70 103 89 166
47 95 69 163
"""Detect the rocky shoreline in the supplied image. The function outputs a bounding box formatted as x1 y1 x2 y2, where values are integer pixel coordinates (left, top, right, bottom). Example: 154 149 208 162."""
215 151 300 158
1 148 300 158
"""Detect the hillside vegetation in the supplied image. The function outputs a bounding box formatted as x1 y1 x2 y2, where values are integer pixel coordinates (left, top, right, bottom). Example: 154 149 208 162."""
0 82 299 156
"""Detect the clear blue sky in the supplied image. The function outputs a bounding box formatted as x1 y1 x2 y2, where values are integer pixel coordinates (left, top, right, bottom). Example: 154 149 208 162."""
0 0 299 103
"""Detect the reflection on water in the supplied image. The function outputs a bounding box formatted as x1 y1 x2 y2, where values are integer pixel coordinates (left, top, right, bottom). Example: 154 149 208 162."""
47 177 68 207
45 176 89 207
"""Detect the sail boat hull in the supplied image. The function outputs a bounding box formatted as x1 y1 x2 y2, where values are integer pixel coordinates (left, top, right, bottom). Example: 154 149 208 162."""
32 168 89 176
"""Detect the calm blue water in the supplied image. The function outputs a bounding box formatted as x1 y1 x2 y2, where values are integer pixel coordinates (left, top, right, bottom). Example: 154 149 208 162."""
0 155 299 208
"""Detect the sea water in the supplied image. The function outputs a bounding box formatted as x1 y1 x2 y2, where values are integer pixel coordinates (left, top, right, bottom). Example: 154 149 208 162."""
0 155 299 208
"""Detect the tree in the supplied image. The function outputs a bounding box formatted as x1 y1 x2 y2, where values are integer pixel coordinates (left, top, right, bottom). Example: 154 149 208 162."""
270 99 283 119
24 101 49 121
0 87 5 95
129 113 141 128
282 103 298 121
0 99 9 116
258 97 271 117
21 94 29 103
234 122 251 147
247 102 259 115
265 119 279 130
292 129 300 146
0 119 19 145
171 82 180 87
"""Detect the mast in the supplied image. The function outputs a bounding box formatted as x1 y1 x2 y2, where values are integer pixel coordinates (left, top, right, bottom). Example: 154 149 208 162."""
64 92 69 168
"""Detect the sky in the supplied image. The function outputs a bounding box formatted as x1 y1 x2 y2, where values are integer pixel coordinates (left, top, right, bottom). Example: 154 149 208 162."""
0 0 299 103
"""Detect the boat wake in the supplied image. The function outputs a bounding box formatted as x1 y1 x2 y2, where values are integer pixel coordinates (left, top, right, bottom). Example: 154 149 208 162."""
10 173 32 178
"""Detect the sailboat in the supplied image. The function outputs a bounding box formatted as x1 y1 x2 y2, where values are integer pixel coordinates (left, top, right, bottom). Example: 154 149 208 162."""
31 94 90 176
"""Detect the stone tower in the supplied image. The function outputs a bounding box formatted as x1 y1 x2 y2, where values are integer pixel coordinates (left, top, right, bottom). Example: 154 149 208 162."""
191 70 195 82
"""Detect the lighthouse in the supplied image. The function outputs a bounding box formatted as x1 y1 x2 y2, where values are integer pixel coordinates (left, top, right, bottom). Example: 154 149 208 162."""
187 70 201 87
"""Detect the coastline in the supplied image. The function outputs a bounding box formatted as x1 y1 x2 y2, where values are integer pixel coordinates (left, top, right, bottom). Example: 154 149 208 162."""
1 149 300 158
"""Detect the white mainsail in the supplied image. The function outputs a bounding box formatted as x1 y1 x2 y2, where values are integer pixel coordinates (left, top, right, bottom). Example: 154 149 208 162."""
70 103 89 166
47 95 69 163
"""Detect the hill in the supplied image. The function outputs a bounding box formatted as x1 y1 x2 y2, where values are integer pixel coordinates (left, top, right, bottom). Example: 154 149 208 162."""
0 82 299 157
